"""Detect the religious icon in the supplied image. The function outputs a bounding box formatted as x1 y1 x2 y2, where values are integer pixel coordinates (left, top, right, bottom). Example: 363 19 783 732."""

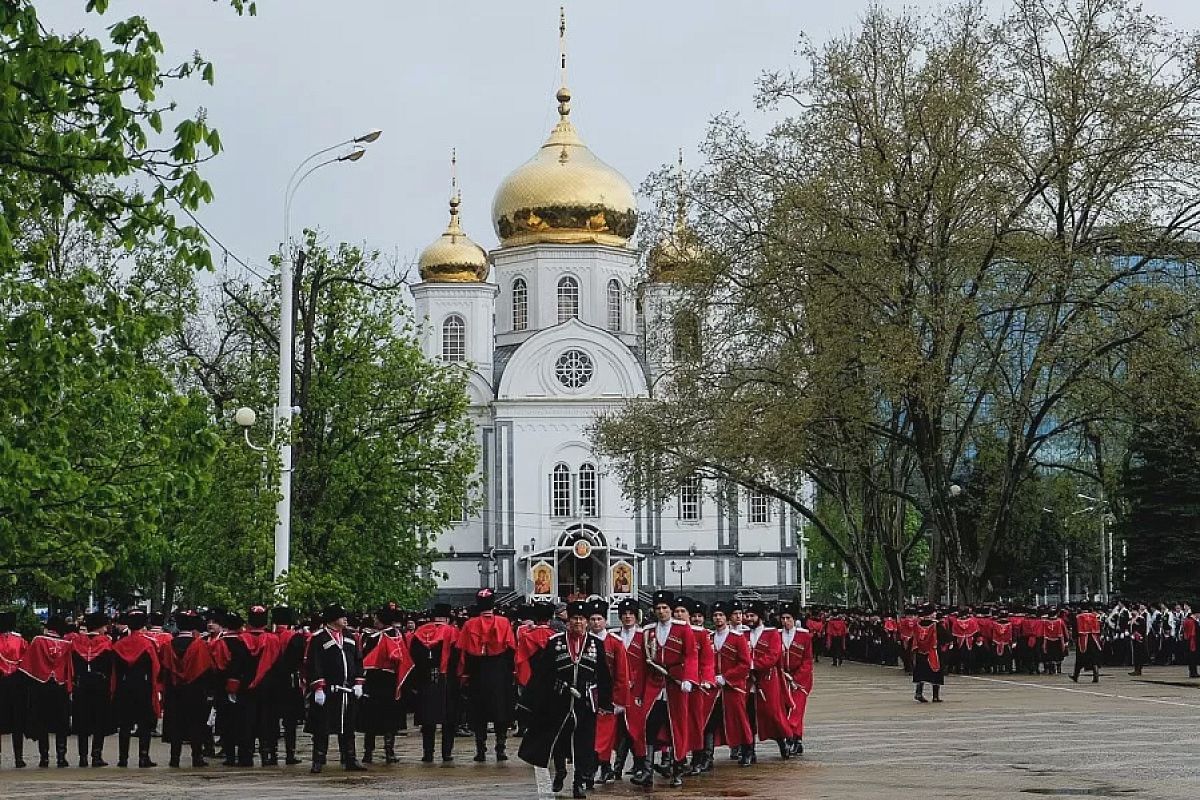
532 561 553 596
612 561 632 595
573 539 592 559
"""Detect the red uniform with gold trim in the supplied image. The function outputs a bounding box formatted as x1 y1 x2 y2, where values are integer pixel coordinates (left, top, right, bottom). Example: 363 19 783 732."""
780 625 813 740
710 627 752 748
633 619 697 761
593 629 630 762
686 625 716 755
747 625 788 741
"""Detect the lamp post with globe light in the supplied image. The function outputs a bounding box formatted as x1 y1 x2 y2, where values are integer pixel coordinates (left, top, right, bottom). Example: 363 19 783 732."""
236 129 383 588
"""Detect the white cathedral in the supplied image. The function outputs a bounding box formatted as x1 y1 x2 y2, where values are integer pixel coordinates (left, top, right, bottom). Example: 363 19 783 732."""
411 47 807 608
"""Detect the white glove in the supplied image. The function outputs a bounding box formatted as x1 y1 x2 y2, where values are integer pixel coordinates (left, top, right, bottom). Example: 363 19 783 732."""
680 680 693 693
227 693 237 705
716 675 726 687
614 704 626 715
314 689 326 706
353 684 364 699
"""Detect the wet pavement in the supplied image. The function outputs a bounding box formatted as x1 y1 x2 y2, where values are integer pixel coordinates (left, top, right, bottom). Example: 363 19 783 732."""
1 660 1197 799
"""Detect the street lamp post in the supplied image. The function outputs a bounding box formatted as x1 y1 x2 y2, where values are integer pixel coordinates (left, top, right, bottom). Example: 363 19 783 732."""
669 559 693 590
237 129 382 588
798 533 809 607
1078 491 1109 602
478 547 498 588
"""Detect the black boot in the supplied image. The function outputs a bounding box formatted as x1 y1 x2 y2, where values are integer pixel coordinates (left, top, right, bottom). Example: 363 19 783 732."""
169 740 183 768
37 737 49 768
139 748 156 768
613 738 629 779
441 726 455 763
777 738 791 760
932 686 942 703
283 728 301 765
552 763 567 792
473 733 487 763
384 734 398 764
669 759 685 788
1092 668 1100 684
495 731 508 761
78 736 89 767
92 737 107 768
421 728 435 763
630 756 653 787
361 734 374 764
738 744 751 768
117 731 131 768
792 738 804 756
573 780 588 799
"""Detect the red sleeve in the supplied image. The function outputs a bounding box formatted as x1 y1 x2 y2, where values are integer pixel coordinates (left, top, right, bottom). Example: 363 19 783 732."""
722 635 751 686
696 630 716 684
680 624 698 684
754 630 782 670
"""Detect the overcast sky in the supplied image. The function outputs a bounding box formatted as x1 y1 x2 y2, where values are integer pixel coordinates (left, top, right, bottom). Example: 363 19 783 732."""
38 0 1200 282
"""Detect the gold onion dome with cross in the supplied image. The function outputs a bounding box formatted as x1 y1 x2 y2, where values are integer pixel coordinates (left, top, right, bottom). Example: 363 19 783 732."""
491 11 638 249
418 155 489 283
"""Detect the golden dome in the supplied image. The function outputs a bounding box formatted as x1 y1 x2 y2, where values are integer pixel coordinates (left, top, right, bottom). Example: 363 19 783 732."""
492 86 638 248
648 221 703 283
418 192 489 283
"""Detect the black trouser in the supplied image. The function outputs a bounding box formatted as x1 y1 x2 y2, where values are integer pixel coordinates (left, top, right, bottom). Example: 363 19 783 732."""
118 717 155 764
553 703 597 789
76 733 104 763
168 684 208 766
37 733 67 763
309 697 358 767
422 724 455 760
473 720 507 754
645 698 680 765
312 732 355 767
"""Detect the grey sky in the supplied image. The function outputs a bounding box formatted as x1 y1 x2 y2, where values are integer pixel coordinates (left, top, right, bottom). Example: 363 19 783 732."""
39 1 1200 281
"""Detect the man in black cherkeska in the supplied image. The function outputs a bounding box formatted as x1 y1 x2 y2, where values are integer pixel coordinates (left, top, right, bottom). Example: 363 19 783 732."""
518 600 613 800
305 604 366 773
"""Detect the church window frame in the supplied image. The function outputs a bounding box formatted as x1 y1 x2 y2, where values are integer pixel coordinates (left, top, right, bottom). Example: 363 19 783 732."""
578 463 599 518
557 276 580 323
747 488 771 524
678 475 702 521
512 277 528 331
672 311 701 361
441 314 466 363
606 278 622 331
550 463 572 518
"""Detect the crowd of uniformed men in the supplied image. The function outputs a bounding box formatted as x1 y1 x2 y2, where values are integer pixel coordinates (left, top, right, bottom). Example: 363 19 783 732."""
0 588 813 798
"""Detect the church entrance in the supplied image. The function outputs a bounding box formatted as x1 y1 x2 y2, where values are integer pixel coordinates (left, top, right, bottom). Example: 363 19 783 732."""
556 526 606 601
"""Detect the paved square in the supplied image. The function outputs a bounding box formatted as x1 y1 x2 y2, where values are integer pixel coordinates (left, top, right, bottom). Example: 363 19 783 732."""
0 660 1196 799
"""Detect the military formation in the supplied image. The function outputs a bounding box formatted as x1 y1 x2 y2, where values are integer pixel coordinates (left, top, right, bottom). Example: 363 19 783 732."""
0 588 814 798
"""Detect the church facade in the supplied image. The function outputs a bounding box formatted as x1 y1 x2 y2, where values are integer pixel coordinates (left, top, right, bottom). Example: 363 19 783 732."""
411 68 807 608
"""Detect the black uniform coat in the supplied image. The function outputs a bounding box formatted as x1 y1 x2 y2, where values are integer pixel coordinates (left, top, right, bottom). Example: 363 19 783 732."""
517 631 613 769
304 627 363 736
408 623 459 727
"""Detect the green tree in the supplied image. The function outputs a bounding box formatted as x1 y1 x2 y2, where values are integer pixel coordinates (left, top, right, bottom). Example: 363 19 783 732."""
184 234 479 609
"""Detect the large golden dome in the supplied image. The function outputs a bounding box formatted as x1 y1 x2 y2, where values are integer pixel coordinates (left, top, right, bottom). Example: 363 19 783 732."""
492 87 638 248
418 192 489 283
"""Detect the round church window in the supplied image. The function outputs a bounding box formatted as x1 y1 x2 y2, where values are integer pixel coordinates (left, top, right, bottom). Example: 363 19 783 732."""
554 349 594 388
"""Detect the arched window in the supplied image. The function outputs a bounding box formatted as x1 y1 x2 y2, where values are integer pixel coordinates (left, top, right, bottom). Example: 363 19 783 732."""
672 311 701 361
512 277 528 331
557 276 579 323
606 279 622 331
550 463 572 517
578 463 598 517
441 315 465 363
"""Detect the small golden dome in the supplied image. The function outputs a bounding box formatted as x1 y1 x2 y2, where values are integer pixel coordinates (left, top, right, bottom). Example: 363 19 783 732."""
418 186 489 283
648 221 703 283
491 86 638 248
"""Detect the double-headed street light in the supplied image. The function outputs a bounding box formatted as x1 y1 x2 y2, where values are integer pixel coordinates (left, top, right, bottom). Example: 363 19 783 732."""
237 128 383 588
669 559 693 590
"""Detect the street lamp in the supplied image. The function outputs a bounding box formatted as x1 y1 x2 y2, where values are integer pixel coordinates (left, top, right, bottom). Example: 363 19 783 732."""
669 559 693 590
253 129 382 587
1078 492 1111 602
478 547 498 588
798 533 810 607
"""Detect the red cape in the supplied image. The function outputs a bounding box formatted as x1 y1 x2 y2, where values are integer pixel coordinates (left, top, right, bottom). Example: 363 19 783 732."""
70 632 113 663
458 612 515 658
243 629 284 690
413 622 458 675
914 622 940 673
20 634 74 687
363 632 415 699
165 634 215 685
0 632 28 677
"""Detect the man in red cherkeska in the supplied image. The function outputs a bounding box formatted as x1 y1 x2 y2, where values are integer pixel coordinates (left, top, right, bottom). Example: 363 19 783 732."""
705 600 753 767
612 598 644 780
679 598 715 777
20 615 73 767
629 589 696 789
588 599 628 786
745 601 789 762
912 605 944 703
778 603 813 756
458 588 516 762
1071 605 1104 684
0 610 30 767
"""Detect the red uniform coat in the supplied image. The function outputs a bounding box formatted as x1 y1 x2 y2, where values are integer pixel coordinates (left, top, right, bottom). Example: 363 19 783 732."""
0 631 28 678
19 633 73 687
1183 616 1199 653
686 625 717 754
632 620 697 761
824 618 848 649
779 627 813 739
990 621 1013 655
1075 612 1102 653
593 630 630 760
710 628 752 748
748 625 788 741
1042 618 1068 652
620 627 650 758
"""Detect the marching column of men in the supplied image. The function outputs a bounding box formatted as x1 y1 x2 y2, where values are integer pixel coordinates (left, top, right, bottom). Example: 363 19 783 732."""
0 589 814 797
